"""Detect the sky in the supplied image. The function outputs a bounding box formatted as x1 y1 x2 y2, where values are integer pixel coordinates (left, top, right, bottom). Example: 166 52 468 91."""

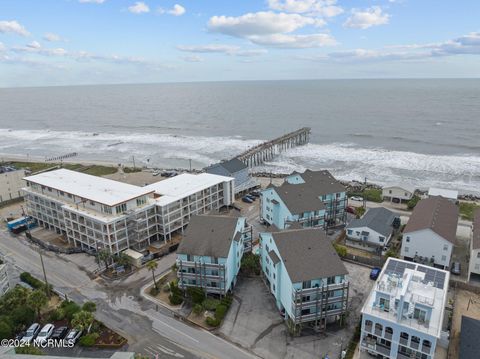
0 0 479 87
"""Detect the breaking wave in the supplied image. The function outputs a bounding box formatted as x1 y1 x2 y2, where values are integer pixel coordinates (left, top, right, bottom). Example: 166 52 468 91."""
0 128 479 194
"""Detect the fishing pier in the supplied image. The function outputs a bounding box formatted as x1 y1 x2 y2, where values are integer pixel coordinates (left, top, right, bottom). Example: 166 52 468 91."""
237 127 311 167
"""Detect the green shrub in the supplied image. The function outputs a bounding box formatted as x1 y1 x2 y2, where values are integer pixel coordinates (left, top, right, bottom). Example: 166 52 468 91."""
19 272 44 289
79 333 99 347
61 301 81 321
459 202 480 221
202 298 220 311
333 243 347 258
355 206 366 218
149 287 159 296
241 253 261 275
187 287 205 304
215 304 228 321
220 295 233 308
82 301 96 313
0 322 13 340
169 294 183 305
363 189 382 203
407 195 421 210
11 307 35 328
15 346 44 355
48 308 65 322
192 304 203 315
205 316 221 327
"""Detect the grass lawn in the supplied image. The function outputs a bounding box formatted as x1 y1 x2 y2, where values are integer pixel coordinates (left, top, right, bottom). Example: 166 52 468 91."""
4 161 118 177
459 202 480 221
348 188 383 203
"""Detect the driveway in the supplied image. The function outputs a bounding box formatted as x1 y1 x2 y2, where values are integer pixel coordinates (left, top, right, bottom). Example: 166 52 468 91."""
220 262 374 359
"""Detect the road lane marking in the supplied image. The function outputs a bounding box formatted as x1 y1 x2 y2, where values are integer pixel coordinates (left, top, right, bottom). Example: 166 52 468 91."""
152 320 200 343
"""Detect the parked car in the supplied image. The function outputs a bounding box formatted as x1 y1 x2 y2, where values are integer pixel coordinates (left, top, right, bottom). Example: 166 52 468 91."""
36 324 55 344
249 191 261 198
65 328 83 345
241 196 253 204
152 171 161 176
346 206 356 214
350 196 364 201
245 195 256 201
51 326 69 341
451 262 461 275
21 323 41 344
370 267 382 280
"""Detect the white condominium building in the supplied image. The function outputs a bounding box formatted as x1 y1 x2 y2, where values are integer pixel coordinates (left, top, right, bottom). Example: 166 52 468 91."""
144 173 234 241
23 169 234 254
360 258 449 359
23 169 157 254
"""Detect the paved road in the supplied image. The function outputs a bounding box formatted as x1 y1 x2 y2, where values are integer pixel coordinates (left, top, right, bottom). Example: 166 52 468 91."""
0 228 257 359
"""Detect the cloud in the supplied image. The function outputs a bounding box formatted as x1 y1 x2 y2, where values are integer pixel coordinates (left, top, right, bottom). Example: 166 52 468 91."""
207 11 332 48
43 33 63 42
0 20 30 36
248 33 335 48
177 44 240 54
0 42 5 52
128 2 150 14
208 12 322 37
177 44 268 56
300 32 480 63
344 7 390 30
181 55 203 62
169 4 185 16
79 0 106 3
267 0 343 17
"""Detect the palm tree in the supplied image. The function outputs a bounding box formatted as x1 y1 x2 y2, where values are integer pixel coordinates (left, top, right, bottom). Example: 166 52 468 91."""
28 290 48 319
72 310 95 333
97 249 112 270
146 260 158 289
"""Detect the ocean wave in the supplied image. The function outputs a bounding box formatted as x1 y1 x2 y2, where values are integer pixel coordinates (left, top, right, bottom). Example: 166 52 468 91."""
0 128 479 193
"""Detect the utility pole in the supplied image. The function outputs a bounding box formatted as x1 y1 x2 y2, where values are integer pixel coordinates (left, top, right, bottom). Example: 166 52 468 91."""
132 156 136 170
21 205 50 297
189 159 192 172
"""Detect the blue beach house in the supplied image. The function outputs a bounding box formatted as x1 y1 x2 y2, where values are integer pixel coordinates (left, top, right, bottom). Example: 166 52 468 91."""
261 170 346 230
205 158 258 196
259 228 349 334
176 214 252 295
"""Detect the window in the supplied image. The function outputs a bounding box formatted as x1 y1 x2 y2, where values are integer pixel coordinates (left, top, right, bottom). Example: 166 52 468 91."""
67 193 72 199
443 244 448 251
414 308 427 322
379 236 385 242
379 297 390 311
136 197 146 206
406 236 410 242
90 201 95 206
272 284 276 291
115 203 127 214
347 229 353 235
441 255 446 261
327 276 335 285
405 246 409 253
374 323 383 334
302 280 311 289
102 205 112 214
477 252 480 258
389 190 392 194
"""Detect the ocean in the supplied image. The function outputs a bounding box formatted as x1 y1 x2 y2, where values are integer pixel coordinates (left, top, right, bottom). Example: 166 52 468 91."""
0 79 479 193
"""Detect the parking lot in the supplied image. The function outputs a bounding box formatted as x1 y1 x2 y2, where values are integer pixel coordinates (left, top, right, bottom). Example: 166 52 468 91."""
220 262 374 359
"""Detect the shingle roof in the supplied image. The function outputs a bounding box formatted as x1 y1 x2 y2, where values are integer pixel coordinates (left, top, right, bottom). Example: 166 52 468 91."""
472 209 480 250
177 215 239 258
296 169 346 195
459 316 480 359
404 196 459 244
271 228 348 283
274 183 326 214
268 250 281 265
347 207 398 237
218 158 247 174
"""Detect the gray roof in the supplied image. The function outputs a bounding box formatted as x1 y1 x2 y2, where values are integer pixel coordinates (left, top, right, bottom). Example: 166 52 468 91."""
268 250 281 265
459 316 480 359
473 209 480 250
274 182 326 214
218 158 247 173
271 228 348 283
295 169 346 195
177 215 239 258
347 207 398 237
404 196 459 244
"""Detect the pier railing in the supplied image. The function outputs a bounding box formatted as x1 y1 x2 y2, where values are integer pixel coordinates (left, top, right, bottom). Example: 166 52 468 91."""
236 127 311 167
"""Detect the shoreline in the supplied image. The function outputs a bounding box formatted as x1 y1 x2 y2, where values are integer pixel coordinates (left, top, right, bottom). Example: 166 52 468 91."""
2 153 479 199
